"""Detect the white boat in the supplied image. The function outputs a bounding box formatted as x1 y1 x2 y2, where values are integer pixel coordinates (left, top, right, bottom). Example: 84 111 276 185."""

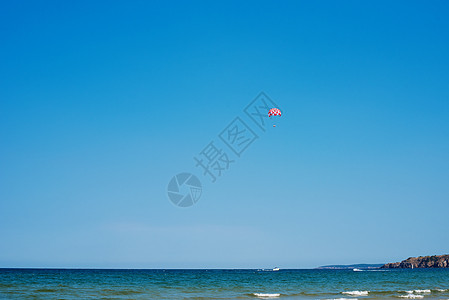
272 267 280 271
353 268 362 271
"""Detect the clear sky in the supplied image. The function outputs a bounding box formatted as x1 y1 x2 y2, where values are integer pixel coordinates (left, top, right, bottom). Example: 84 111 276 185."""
1 0 448 269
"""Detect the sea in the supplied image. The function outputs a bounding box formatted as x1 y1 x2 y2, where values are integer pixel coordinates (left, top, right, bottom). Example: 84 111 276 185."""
0 268 448 299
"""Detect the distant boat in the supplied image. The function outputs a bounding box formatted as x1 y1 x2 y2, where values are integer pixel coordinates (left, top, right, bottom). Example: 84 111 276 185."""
272 267 280 271
353 268 362 271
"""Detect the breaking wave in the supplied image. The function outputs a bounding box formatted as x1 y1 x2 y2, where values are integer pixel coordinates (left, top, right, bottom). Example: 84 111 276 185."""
342 291 369 296
398 294 424 299
252 293 281 298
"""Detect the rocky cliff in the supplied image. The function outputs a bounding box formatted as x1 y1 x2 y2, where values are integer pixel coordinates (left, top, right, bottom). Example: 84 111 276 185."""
381 255 449 268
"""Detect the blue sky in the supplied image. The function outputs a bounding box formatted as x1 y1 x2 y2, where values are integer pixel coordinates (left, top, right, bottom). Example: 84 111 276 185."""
1 0 448 268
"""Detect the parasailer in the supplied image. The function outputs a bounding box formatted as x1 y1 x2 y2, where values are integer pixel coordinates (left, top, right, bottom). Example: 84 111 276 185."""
268 108 281 127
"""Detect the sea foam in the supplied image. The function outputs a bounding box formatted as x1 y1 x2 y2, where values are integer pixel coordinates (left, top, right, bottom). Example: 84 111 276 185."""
253 293 281 298
399 295 424 299
342 291 369 296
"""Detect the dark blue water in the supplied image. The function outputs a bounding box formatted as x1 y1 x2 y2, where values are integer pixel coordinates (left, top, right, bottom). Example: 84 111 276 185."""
0 269 448 299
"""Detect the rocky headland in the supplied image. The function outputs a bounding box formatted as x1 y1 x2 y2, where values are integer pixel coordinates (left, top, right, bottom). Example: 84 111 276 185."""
381 254 449 268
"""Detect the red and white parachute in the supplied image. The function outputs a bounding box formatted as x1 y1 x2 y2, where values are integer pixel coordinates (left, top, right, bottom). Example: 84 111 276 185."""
268 108 281 127
268 108 281 117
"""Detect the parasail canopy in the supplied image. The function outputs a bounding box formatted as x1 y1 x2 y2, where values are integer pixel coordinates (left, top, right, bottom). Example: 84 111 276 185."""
268 108 281 117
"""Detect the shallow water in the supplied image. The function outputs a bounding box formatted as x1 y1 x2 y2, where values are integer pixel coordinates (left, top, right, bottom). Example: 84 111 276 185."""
0 268 448 299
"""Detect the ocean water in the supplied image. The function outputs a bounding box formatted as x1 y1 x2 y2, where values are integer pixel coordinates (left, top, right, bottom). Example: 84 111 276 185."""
0 268 448 299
